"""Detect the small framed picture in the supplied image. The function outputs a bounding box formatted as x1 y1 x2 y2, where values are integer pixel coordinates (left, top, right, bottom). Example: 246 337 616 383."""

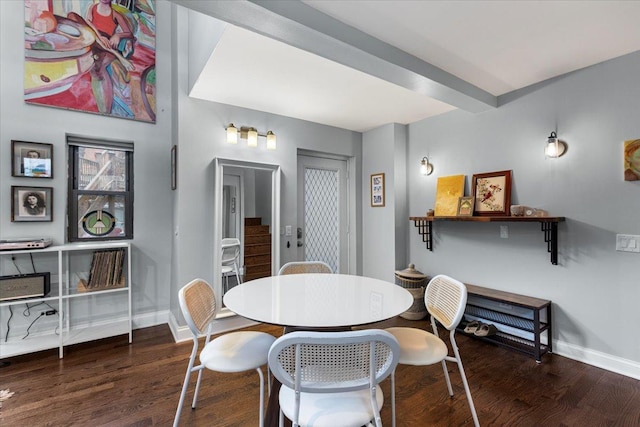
457 196 475 216
11 140 53 178
472 170 512 216
11 186 53 222
171 145 177 190
370 172 385 207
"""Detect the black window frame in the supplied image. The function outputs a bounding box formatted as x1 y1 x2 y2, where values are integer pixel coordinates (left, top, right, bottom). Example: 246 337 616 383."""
67 139 134 242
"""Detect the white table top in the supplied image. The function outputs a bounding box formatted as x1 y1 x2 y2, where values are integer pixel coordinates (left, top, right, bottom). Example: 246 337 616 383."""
223 274 413 328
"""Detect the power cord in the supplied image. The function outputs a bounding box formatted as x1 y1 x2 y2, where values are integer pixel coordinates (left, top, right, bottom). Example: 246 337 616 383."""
21 302 59 340
4 305 13 342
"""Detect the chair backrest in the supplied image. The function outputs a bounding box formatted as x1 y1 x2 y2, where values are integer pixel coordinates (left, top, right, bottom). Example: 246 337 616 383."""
268 329 399 394
424 274 468 331
178 278 217 336
277 261 332 275
221 238 241 266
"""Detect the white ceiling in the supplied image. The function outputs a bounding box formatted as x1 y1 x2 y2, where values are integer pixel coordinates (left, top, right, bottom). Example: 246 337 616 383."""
187 1 640 132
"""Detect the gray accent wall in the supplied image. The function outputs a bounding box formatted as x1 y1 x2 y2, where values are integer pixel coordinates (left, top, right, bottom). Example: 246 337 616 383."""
401 51 640 376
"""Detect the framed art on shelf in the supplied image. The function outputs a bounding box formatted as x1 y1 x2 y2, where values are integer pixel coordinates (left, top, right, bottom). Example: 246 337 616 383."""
457 196 474 216
11 186 53 222
11 140 53 178
472 170 512 216
370 173 385 207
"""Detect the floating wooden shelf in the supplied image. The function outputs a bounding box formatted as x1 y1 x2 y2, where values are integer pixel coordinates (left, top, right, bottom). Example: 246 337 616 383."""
410 216 566 265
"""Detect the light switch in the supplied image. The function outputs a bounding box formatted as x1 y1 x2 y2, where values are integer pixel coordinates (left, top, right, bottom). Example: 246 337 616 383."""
616 234 640 253
500 226 509 238
285 225 292 236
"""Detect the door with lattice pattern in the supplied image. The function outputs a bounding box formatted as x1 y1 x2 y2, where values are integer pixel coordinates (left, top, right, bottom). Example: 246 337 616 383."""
297 155 348 273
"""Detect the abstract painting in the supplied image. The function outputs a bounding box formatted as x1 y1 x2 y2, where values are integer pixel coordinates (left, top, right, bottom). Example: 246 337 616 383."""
434 174 465 216
24 0 156 123
624 139 640 181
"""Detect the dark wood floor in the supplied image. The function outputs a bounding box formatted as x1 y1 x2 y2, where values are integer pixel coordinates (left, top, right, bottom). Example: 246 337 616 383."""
2 316 639 426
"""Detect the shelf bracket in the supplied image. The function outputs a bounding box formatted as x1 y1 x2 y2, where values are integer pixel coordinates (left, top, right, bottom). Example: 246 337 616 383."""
413 219 432 250
541 222 559 265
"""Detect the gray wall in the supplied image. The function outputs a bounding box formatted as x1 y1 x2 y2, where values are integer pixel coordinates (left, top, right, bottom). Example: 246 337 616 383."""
0 0 174 329
402 51 640 376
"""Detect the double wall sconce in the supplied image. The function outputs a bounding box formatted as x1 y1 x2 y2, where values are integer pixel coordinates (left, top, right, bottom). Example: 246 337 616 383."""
545 131 567 158
420 156 434 175
226 123 276 150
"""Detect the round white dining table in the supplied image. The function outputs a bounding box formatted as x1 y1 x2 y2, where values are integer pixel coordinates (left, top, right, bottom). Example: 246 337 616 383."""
223 273 413 328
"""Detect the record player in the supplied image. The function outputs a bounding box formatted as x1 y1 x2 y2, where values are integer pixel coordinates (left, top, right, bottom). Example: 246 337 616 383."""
0 238 53 251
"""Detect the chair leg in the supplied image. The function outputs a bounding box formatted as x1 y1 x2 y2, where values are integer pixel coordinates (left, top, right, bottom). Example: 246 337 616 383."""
391 371 396 427
191 367 204 409
450 336 480 427
174 343 199 427
234 261 242 284
256 366 265 427
441 359 454 397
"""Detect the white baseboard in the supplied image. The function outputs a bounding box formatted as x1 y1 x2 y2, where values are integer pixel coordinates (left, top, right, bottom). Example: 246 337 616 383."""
553 339 640 380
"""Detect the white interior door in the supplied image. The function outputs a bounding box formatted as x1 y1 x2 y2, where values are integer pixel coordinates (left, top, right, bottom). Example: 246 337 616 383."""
297 155 348 273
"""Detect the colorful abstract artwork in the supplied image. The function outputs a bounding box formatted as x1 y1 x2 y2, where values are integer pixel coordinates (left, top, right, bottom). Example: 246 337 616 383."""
624 139 640 181
434 174 465 216
24 0 156 123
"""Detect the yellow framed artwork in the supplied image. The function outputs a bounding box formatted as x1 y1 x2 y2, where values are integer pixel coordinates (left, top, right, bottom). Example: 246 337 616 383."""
434 175 465 216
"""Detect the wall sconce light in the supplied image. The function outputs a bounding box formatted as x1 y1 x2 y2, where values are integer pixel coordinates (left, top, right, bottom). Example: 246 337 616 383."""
545 131 567 158
225 124 277 150
420 156 434 175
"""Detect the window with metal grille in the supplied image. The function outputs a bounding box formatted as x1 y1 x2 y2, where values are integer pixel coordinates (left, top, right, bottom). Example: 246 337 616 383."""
67 135 133 242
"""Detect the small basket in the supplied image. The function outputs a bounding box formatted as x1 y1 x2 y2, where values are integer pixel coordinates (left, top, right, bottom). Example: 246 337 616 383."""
395 264 429 320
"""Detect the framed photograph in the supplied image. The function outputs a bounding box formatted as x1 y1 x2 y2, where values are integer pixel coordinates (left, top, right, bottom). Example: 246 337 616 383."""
472 170 512 216
11 140 53 178
370 173 385 207
171 145 177 190
11 186 53 222
457 196 475 216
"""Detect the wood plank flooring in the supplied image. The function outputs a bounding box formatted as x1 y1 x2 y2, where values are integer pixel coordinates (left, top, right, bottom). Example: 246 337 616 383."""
2 316 639 426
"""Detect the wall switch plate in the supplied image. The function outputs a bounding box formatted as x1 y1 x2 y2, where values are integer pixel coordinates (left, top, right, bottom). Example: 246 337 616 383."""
616 234 640 252
500 225 509 238
285 225 292 236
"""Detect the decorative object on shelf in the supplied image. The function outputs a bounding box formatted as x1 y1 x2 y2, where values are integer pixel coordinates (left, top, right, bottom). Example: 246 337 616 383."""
420 156 434 175
225 123 277 150
511 205 549 217
434 174 465 216
510 204 525 216
472 170 512 216
394 264 429 320
457 196 474 216
11 140 53 178
171 145 177 190
11 186 53 222
624 139 640 181
78 248 126 292
426 209 434 216
370 172 385 207
545 131 567 158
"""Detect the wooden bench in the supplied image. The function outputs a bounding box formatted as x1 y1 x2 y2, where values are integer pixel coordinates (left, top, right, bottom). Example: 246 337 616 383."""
459 284 552 362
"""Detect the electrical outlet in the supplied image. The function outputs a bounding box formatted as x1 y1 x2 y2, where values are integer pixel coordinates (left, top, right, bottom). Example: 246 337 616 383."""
616 234 640 252
500 226 509 239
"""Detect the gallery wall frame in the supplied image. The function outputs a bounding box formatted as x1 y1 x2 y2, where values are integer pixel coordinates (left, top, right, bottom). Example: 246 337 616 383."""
370 172 385 207
11 186 53 222
11 140 53 178
472 170 512 216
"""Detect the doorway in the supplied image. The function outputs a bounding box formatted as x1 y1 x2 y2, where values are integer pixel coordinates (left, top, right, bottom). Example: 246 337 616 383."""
297 154 349 273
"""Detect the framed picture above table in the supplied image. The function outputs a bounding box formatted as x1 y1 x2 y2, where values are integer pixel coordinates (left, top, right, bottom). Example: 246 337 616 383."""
472 170 512 216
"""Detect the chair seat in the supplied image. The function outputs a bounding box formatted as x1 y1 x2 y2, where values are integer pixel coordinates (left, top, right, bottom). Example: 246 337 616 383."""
279 384 384 427
385 327 448 366
221 266 234 274
200 331 275 373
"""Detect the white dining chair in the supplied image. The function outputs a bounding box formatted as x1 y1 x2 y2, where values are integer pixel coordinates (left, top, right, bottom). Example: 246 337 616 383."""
221 238 242 292
386 274 480 427
277 261 332 275
268 329 400 427
174 278 275 427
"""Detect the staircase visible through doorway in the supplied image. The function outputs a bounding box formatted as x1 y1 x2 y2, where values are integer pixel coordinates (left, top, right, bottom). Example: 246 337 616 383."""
244 218 272 281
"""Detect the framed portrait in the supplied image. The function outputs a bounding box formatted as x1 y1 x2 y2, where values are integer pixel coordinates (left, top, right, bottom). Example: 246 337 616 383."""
472 170 512 216
11 186 53 222
11 140 53 178
171 145 177 190
370 173 385 207
457 196 475 216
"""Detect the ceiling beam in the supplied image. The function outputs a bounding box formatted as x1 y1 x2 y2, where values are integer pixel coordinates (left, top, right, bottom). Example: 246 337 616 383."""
170 0 497 113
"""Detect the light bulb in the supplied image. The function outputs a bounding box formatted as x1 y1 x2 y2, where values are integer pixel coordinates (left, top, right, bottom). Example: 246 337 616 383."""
247 128 258 147
226 124 238 144
266 131 277 150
